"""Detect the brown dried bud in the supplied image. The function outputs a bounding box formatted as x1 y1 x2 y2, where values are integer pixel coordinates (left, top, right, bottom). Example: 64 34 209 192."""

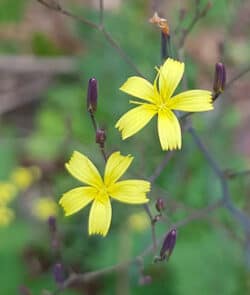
149 12 170 36
96 128 106 147
155 198 165 212
87 77 98 113
213 62 226 94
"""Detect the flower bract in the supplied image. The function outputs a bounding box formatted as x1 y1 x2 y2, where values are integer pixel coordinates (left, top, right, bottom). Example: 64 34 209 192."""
59 151 150 236
116 58 213 150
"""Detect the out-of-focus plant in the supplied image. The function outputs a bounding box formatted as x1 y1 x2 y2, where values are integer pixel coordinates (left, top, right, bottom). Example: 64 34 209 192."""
32 197 58 221
0 166 41 227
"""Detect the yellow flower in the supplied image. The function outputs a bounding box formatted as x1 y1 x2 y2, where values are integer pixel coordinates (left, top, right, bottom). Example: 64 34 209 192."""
116 58 213 150
0 182 17 206
127 212 149 232
59 151 150 237
10 166 41 191
0 206 15 226
32 197 58 221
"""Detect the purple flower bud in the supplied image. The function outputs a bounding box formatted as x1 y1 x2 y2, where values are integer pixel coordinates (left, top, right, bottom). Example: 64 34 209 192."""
53 263 65 285
138 275 152 286
160 228 177 261
19 286 32 295
155 198 165 212
213 62 226 94
87 77 98 113
48 216 57 234
48 216 60 250
96 128 106 147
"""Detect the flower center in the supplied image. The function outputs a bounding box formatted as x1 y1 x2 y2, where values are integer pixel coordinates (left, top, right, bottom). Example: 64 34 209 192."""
96 185 109 203
157 102 169 112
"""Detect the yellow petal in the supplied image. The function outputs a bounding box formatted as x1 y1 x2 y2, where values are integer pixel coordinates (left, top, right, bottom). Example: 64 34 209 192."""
109 180 150 204
59 186 96 216
115 104 157 139
65 151 103 187
88 197 112 237
120 76 156 103
158 110 182 150
169 90 214 112
159 58 184 100
104 152 133 186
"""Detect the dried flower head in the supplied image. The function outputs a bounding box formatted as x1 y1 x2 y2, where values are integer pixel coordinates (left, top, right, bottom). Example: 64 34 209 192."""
149 12 170 36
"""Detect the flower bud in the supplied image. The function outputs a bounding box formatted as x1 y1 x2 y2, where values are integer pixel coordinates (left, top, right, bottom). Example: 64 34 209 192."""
48 216 60 250
96 128 106 147
87 78 98 113
19 286 32 295
48 216 57 234
155 198 165 212
213 62 226 94
159 228 177 261
53 263 65 286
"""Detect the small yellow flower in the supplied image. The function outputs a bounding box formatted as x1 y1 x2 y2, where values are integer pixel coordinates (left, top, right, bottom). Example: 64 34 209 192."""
127 212 149 232
33 197 58 221
0 206 15 226
59 151 150 237
116 58 213 150
0 182 17 206
10 166 41 191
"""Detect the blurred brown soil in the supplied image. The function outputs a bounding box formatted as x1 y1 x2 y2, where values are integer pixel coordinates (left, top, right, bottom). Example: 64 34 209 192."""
0 1 83 54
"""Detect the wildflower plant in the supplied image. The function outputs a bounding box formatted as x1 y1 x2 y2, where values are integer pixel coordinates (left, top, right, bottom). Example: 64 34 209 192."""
18 1 250 294
0 167 41 227
116 58 213 150
59 151 150 236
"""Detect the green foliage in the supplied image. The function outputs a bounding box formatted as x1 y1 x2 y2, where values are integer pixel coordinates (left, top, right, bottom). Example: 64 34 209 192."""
0 0 26 23
31 32 65 56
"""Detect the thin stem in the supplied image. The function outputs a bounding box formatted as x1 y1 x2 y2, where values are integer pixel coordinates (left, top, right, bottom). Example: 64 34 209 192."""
36 0 143 77
100 147 108 162
226 66 250 88
225 169 250 179
148 151 174 183
178 1 211 48
161 33 172 61
51 200 222 294
188 126 250 230
88 111 108 162
101 29 143 77
99 0 104 27
143 203 157 254
161 32 167 61
89 112 98 132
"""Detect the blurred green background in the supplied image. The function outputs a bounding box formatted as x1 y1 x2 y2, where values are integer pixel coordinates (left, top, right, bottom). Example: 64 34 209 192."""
0 0 250 294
